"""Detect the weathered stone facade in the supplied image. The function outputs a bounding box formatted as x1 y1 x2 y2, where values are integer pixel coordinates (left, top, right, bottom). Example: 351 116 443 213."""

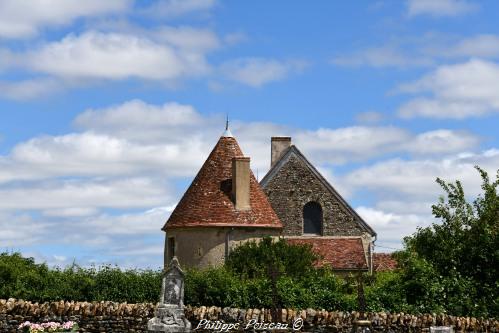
164 227 280 269
261 150 371 238
2 299 498 333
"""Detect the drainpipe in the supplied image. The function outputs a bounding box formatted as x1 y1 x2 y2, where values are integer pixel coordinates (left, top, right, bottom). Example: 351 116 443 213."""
225 227 235 262
370 235 377 274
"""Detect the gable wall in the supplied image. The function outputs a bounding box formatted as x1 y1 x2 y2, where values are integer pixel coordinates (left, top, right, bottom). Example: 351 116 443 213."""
263 154 366 237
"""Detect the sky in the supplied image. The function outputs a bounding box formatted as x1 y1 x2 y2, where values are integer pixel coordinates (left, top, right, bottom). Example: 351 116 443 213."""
1 0 499 269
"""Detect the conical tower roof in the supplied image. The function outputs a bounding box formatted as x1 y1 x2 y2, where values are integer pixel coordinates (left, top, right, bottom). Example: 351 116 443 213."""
163 135 283 230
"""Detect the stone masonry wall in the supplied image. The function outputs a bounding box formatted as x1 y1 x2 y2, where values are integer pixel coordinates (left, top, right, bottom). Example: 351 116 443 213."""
1 299 498 333
263 154 366 237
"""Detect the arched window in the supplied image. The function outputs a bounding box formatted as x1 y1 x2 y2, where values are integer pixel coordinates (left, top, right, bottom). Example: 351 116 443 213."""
303 201 323 235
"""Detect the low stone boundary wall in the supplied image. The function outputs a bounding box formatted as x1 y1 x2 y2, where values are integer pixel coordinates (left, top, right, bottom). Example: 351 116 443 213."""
1 299 497 332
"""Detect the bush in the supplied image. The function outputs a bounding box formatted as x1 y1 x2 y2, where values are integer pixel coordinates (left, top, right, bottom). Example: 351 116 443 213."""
225 237 318 280
0 252 161 303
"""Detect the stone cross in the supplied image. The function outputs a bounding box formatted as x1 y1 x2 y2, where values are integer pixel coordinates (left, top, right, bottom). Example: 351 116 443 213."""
148 257 191 333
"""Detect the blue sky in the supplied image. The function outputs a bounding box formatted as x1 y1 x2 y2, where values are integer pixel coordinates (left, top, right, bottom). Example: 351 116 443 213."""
1 0 499 268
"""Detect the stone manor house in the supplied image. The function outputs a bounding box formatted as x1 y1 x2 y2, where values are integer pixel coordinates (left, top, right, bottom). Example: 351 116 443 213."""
162 127 381 273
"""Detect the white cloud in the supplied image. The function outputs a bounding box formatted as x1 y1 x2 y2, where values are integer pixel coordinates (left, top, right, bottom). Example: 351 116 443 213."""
407 0 478 17
397 59 499 118
0 212 52 247
74 99 208 143
0 101 479 186
344 149 499 199
444 34 499 58
355 111 384 124
141 0 216 18
0 178 169 210
83 206 173 235
294 126 478 164
402 129 479 154
221 58 308 87
22 31 211 81
0 0 129 39
331 34 499 70
356 206 433 250
0 132 211 183
0 78 63 100
42 207 100 218
0 26 224 98
153 26 220 51
295 126 410 164
332 46 433 68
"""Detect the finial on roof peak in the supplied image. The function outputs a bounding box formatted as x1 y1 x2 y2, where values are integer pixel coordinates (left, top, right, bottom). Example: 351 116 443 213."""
223 114 233 137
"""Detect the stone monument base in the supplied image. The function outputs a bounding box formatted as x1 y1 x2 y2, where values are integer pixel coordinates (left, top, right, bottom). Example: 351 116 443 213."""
148 304 191 333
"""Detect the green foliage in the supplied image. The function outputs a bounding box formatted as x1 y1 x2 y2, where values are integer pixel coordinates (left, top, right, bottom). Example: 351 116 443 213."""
0 252 161 303
398 166 499 317
364 271 409 312
225 237 318 279
185 265 355 310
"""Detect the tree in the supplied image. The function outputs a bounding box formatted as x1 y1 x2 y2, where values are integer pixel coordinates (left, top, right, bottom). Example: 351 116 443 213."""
399 166 499 316
226 237 319 319
225 237 319 280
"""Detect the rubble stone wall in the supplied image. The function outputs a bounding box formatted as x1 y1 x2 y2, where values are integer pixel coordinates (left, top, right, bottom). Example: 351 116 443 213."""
1 299 497 332
262 154 367 237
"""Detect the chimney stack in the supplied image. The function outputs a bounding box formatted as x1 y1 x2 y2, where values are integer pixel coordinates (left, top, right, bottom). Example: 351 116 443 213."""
271 137 291 168
232 157 251 210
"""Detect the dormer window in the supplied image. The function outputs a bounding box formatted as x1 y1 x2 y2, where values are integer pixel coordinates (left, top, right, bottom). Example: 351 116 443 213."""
303 201 323 235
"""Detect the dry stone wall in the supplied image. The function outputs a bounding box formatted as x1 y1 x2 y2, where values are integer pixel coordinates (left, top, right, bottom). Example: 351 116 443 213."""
1 299 498 332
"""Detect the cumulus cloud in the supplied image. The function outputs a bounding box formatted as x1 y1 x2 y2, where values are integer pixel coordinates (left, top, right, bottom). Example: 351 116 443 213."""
355 111 384 124
141 0 216 18
440 34 499 59
294 126 478 164
397 59 499 119
344 149 499 199
0 132 211 183
221 58 308 87
332 34 499 70
356 206 433 250
0 78 63 100
401 129 479 154
407 0 478 17
22 31 211 81
74 100 209 143
0 178 169 210
0 0 129 39
0 101 480 186
153 26 220 51
332 46 433 68
0 212 52 247
0 25 226 99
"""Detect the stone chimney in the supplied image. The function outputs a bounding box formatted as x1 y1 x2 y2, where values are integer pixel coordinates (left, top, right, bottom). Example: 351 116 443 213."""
271 137 291 168
232 156 251 210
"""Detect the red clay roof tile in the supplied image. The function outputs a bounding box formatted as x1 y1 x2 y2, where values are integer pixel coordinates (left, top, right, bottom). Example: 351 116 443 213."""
163 136 283 230
373 253 398 272
286 237 368 270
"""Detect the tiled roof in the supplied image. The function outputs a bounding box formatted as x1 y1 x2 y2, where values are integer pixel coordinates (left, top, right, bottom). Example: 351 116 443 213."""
163 136 283 230
286 237 368 270
373 253 398 272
